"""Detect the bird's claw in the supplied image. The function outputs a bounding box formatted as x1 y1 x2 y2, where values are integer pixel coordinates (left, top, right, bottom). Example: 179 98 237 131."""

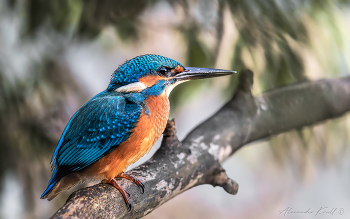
108 178 132 211
126 203 132 212
118 172 145 194
139 183 145 194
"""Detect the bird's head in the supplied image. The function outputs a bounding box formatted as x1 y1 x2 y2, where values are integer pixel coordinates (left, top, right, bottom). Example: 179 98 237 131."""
108 54 236 97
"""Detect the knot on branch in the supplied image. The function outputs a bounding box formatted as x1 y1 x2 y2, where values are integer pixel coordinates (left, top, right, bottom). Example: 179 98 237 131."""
163 119 176 137
212 167 238 195
160 119 181 150
237 69 254 92
227 69 257 115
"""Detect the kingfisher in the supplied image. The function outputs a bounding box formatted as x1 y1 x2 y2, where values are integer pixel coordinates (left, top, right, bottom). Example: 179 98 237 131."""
41 54 236 210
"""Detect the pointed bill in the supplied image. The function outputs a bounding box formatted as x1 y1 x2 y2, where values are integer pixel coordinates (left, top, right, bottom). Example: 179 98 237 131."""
175 67 237 81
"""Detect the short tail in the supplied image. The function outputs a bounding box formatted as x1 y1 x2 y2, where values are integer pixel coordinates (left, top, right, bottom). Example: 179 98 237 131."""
41 180 58 200
41 172 82 200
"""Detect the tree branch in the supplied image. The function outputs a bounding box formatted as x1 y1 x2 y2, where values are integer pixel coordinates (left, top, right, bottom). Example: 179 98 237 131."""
51 70 350 219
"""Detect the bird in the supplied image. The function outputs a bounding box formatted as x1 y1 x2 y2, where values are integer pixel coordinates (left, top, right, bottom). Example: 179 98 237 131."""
41 54 236 210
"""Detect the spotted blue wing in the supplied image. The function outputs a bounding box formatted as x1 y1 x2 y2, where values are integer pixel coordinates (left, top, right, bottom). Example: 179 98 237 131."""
41 92 142 197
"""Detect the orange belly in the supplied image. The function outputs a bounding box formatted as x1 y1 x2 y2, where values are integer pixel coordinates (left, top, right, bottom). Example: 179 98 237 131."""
84 91 170 182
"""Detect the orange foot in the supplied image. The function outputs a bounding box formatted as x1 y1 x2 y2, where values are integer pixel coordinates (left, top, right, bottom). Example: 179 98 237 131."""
108 178 131 211
117 172 144 194
108 173 144 211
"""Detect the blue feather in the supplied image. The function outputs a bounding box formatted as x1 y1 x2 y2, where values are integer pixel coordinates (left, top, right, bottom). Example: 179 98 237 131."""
107 54 183 91
41 181 56 198
42 92 142 196
42 54 183 198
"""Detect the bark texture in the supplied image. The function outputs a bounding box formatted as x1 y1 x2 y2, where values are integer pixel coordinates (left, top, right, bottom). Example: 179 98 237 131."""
52 71 350 219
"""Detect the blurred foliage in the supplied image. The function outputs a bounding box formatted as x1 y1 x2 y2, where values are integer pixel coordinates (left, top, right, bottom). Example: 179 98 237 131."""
1 0 350 218
170 28 215 112
18 0 157 40
228 1 307 89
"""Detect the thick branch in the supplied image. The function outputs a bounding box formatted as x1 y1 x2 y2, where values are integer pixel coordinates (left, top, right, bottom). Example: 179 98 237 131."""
52 71 350 219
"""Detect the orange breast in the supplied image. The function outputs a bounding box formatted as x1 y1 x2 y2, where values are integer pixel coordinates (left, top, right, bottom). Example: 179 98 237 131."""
84 91 170 182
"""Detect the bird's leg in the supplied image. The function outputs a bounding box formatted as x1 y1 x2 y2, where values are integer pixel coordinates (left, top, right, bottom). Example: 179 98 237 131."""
108 178 131 211
116 172 145 194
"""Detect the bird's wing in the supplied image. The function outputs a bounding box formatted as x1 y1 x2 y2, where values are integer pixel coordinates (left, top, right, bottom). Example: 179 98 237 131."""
51 93 142 181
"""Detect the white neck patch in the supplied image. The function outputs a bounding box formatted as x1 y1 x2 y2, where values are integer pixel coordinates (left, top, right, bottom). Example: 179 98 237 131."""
115 82 147 93
115 80 187 97
165 80 186 97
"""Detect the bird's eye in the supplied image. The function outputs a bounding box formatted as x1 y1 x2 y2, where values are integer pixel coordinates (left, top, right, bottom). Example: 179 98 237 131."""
158 67 169 76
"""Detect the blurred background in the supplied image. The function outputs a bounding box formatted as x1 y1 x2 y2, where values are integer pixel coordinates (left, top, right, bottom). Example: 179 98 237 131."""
0 0 349 218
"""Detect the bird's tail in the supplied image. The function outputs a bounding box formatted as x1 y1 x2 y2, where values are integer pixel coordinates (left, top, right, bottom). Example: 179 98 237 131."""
41 173 82 200
40 180 57 200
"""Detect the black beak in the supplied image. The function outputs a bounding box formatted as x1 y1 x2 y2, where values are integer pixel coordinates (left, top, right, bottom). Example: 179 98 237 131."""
175 67 237 81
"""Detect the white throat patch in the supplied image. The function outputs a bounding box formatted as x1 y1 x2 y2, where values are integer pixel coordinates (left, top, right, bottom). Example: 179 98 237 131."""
165 80 186 97
115 82 147 93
